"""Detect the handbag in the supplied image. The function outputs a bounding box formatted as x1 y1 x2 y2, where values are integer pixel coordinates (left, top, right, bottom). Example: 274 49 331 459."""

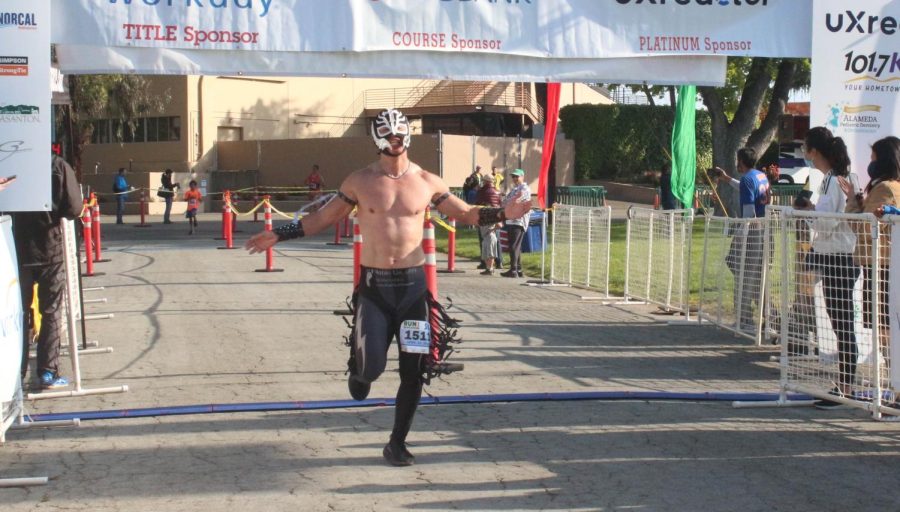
157 187 173 198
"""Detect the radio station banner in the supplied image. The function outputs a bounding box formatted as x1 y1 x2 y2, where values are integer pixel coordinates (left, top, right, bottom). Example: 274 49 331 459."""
811 0 900 191
0 216 23 411
0 1 51 212
52 0 811 59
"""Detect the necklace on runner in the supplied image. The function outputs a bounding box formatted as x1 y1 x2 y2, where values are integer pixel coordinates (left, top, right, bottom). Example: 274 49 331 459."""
382 162 411 180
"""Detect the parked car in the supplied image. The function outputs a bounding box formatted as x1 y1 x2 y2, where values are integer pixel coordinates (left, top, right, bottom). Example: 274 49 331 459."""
776 141 809 184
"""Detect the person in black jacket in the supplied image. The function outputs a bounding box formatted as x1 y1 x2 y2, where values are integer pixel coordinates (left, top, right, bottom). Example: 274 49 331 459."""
659 163 678 210
160 169 178 224
13 154 82 390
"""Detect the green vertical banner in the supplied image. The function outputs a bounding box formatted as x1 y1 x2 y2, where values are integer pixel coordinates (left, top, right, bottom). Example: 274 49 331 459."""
670 85 697 209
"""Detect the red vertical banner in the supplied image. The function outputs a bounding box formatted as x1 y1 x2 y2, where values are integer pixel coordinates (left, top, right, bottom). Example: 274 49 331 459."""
537 83 561 209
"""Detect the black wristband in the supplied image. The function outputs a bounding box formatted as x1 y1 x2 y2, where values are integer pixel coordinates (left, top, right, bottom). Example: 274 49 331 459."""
274 219 305 241
478 207 506 226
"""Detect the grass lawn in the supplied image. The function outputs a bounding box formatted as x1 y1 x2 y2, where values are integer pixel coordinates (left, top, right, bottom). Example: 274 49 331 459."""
434 220 714 303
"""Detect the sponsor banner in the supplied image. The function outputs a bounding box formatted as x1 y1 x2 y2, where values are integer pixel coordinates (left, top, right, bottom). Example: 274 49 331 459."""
0 1 51 212
51 0 811 58
811 0 900 190
55 44 727 85
0 56 28 77
62 219 81 324
0 216 23 420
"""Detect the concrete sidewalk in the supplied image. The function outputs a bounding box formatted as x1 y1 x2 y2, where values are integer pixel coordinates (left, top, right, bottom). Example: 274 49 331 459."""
2 213 899 511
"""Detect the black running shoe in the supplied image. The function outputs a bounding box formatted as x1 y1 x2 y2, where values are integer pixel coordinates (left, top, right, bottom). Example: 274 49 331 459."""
348 375 370 401
383 441 415 466
815 388 851 410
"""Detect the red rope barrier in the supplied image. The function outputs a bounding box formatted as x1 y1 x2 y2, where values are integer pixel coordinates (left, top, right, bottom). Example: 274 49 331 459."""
90 193 106 262
256 196 283 273
437 217 464 274
218 190 238 250
135 189 151 227
82 201 95 277
327 220 346 246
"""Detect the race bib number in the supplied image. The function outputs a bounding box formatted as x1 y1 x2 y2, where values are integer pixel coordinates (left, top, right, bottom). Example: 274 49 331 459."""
399 320 430 354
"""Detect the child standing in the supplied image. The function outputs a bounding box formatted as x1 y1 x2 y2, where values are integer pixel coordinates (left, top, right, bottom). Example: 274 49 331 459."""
183 180 202 234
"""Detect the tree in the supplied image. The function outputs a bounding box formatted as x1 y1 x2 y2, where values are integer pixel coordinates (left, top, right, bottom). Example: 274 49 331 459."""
700 58 808 174
59 74 168 174
699 57 809 213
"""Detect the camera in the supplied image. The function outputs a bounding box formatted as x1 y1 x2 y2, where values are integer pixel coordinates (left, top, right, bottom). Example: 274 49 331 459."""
793 189 813 208
706 167 724 179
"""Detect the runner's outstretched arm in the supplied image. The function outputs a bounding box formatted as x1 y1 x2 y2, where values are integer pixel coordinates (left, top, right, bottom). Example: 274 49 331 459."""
245 182 356 254
431 185 530 227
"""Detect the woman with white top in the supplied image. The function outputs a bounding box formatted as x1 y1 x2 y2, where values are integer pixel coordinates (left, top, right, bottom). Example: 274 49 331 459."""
800 127 860 408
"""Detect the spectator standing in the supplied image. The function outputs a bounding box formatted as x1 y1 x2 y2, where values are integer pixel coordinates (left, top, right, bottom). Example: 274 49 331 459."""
12 155 82 389
475 174 502 275
764 164 781 184
491 166 505 193
112 167 130 224
501 169 531 278
659 163 678 210
841 136 900 360
159 169 178 224
183 180 203 235
711 148 770 331
798 127 860 409
462 166 482 204
305 164 325 201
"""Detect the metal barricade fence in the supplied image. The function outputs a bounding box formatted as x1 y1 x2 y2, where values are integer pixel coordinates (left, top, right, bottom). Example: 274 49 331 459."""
764 206 790 344
549 205 612 296
774 208 897 418
624 207 693 312
887 217 899 416
698 215 770 344
770 184 804 206
555 186 607 208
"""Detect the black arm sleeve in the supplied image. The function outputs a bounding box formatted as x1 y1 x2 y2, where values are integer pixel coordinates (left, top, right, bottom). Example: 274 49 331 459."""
478 207 506 226
337 190 357 207
432 192 451 207
274 220 306 241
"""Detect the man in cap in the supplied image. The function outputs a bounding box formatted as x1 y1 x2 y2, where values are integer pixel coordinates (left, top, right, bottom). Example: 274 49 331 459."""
500 169 532 278
245 108 530 467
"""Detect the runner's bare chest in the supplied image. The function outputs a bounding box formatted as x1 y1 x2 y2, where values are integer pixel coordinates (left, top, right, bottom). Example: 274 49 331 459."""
357 168 434 219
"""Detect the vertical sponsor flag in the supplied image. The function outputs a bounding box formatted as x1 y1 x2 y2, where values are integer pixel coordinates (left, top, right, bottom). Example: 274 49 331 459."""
671 85 697 209
0 1 52 211
1 217 23 413
538 83 561 209
811 0 900 191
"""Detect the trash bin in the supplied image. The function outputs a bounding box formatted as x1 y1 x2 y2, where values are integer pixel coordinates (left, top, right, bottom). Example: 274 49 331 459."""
522 210 544 253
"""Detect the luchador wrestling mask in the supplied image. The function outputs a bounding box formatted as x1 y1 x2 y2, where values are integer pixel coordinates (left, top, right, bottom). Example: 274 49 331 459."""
371 108 411 153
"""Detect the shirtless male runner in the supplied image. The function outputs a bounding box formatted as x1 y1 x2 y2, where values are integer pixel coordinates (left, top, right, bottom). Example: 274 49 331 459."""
245 108 531 467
